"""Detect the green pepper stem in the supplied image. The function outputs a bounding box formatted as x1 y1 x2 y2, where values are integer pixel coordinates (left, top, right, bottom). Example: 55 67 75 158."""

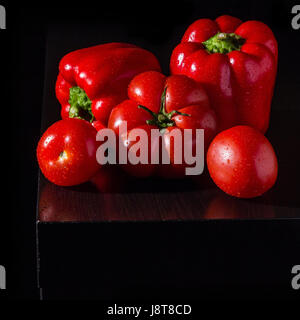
68 86 94 122
202 32 245 54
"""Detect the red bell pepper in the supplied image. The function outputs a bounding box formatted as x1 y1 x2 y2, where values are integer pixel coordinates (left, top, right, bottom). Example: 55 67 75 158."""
108 71 217 178
170 15 278 133
56 43 161 125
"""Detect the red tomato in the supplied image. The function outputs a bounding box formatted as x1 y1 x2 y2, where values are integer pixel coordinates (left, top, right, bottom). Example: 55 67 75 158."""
207 125 278 198
37 119 100 186
91 120 106 132
108 71 217 178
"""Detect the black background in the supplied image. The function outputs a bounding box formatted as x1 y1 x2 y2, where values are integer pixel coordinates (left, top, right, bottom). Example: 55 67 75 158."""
3 0 300 299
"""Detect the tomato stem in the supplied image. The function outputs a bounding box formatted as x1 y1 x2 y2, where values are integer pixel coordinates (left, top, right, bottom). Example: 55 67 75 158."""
138 87 190 131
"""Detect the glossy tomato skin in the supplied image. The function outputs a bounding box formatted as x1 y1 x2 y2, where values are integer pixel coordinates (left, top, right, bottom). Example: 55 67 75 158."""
207 125 278 198
91 120 106 132
163 104 217 176
109 71 217 178
37 119 100 186
108 100 152 136
121 124 159 177
128 71 166 112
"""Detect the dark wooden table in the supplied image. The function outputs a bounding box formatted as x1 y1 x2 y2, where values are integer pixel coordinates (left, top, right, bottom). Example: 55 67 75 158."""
36 25 300 300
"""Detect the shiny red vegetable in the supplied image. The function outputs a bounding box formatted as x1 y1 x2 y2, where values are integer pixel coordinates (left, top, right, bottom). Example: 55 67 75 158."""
37 119 100 186
108 71 217 178
56 43 161 125
170 15 278 133
207 125 278 198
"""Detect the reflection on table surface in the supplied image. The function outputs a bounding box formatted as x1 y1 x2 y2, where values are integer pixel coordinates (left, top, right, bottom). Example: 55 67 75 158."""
38 164 299 222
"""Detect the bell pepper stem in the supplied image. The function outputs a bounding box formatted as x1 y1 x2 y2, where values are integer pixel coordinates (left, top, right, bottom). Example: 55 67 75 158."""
68 86 94 122
203 32 245 54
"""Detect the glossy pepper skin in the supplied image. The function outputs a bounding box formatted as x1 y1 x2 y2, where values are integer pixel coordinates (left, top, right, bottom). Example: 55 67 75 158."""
170 15 278 133
56 43 161 125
